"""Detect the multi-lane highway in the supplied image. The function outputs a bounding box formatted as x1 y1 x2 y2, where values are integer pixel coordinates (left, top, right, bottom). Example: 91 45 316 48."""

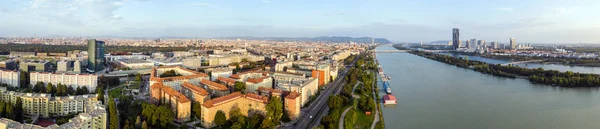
282 54 359 129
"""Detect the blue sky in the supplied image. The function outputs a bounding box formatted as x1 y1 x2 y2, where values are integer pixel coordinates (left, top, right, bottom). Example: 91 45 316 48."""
1 0 599 43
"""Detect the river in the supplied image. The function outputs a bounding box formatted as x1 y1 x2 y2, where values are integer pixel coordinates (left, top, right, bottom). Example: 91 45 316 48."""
376 45 600 129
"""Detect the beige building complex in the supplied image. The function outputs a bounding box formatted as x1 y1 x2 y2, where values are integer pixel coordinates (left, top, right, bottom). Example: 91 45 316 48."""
0 87 99 117
0 102 106 129
0 70 19 87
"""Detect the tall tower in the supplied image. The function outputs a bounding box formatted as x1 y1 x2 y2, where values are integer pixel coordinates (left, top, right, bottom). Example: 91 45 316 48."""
510 37 516 50
372 38 374 44
87 39 105 72
452 28 460 49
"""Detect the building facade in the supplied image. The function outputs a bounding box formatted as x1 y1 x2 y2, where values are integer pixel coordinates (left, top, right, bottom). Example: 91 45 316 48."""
0 102 106 129
19 60 51 72
87 39 105 72
452 28 460 49
510 37 516 50
200 92 268 128
0 70 19 87
30 72 98 92
0 87 98 117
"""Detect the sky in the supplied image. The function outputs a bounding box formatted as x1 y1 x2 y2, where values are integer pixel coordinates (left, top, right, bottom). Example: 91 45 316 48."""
1 0 599 43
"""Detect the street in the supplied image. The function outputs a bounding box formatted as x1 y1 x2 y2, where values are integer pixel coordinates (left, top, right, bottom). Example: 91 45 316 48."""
282 54 359 129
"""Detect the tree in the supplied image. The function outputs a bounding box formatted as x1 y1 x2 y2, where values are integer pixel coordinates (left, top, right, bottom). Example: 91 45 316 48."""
76 87 82 95
123 119 132 129
135 116 141 127
358 97 374 112
45 83 55 94
98 90 105 104
179 124 189 129
262 97 283 129
234 82 246 93
5 103 13 119
327 95 345 110
11 98 23 122
81 86 89 94
214 110 227 128
192 102 202 118
229 107 242 121
154 105 174 127
231 122 243 129
141 121 148 129
33 82 45 93
67 86 75 95
135 74 143 81
0 101 5 117
248 114 263 129
108 97 119 129
19 71 29 89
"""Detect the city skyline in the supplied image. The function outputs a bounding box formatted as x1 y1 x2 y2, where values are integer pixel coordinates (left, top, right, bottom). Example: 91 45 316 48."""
1 0 600 43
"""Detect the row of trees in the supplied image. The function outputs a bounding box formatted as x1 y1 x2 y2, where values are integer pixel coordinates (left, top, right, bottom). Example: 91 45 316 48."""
0 98 23 122
140 102 174 128
412 51 600 87
211 96 283 129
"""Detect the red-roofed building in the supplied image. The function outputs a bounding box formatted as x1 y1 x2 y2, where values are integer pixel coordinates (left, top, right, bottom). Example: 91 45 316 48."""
245 76 273 94
150 83 192 120
200 79 230 97
200 92 268 128
284 91 301 120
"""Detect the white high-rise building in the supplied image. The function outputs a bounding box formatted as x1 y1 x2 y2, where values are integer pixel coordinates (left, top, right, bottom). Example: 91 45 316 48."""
510 37 516 50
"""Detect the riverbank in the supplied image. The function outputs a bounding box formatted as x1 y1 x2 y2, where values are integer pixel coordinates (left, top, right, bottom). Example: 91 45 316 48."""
449 51 600 67
408 50 600 87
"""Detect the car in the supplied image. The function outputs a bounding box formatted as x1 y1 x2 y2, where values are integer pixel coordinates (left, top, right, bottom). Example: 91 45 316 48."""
309 115 313 119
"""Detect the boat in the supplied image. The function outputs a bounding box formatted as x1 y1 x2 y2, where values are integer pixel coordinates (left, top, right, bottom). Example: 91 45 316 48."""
383 81 392 94
383 94 397 105
386 87 392 94
384 74 391 81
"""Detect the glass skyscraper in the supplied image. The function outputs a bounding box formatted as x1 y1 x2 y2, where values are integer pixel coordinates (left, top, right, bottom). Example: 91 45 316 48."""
87 39 105 72
452 28 460 49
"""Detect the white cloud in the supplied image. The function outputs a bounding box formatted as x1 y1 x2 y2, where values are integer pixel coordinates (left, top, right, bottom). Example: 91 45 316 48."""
551 7 580 16
262 0 271 4
497 7 513 12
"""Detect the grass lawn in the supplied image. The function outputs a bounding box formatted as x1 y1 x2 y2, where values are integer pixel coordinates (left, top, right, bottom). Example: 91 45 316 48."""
352 108 374 129
108 87 125 98
127 81 141 89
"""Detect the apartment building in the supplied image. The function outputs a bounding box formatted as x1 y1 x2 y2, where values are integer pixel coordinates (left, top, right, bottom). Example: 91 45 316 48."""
30 72 98 92
0 102 106 129
0 70 19 87
0 87 98 117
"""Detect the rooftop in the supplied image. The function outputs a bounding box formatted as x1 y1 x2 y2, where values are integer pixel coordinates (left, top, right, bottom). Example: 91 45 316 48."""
117 58 152 64
202 92 268 108
181 82 209 96
200 79 228 91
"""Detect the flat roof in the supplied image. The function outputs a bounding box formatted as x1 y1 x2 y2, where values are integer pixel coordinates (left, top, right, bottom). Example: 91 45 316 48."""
117 58 152 64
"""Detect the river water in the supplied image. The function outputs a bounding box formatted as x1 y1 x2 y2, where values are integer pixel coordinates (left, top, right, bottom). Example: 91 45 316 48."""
376 45 600 129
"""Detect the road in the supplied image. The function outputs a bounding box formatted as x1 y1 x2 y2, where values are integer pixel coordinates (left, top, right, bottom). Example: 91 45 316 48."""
282 54 359 129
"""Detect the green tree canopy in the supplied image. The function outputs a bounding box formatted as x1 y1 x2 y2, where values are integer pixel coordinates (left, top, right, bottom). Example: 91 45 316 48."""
214 110 227 128
234 82 246 93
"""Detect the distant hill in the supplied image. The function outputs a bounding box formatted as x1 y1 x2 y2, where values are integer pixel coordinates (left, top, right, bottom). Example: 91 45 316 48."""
223 36 391 44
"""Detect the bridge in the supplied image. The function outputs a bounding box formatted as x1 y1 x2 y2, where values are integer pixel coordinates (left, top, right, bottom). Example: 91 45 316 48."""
501 60 543 65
